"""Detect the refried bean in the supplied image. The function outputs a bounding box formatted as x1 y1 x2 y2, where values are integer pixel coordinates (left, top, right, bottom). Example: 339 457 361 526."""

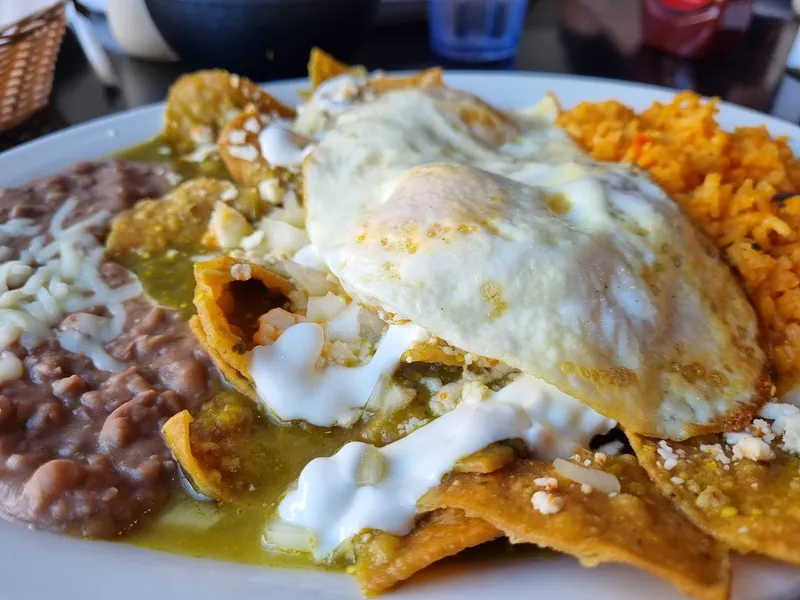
0 160 218 538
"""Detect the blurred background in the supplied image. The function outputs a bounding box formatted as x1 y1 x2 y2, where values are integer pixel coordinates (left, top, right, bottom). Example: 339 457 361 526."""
2 0 800 149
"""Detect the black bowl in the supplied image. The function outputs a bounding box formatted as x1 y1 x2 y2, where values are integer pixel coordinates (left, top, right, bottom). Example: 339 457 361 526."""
144 0 381 81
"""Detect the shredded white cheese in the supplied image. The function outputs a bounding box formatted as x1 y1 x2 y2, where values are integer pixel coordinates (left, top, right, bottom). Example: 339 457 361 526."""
0 199 140 371
0 351 23 382
553 457 621 494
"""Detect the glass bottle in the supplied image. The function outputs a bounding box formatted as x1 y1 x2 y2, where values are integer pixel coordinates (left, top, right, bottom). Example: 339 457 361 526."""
642 0 753 58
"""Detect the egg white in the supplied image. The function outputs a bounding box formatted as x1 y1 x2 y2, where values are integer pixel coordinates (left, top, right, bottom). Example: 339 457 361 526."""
303 88 768 440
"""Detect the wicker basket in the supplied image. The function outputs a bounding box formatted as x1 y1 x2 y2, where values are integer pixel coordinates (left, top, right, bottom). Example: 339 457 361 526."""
0 2 67 131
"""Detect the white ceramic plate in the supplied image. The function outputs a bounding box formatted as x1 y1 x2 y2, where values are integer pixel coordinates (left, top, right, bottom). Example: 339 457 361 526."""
2 73 800 600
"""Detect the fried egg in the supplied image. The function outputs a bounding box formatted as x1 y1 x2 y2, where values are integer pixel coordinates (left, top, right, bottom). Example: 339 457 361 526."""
302 87 769 440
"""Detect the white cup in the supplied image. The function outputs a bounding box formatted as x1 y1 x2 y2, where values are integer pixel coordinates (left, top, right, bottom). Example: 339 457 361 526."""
106 0 177 61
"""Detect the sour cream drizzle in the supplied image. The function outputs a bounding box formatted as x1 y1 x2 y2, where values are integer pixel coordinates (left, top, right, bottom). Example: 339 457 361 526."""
250 322 424 427
258 120 310 170
278 375 616 557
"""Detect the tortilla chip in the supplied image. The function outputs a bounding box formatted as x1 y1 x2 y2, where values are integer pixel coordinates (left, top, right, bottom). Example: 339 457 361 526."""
218 106 303 200
453 443 519 474
307 47 443 94
629 432 800 566
164 70 295 155
193 256 295 396
105 179 262 309
163 392 255 503
353 508 501 597
163 410 233 502
308 48 365 90
190 315 256 397
107 178 262 259
369 69 445 94
420 452 730 600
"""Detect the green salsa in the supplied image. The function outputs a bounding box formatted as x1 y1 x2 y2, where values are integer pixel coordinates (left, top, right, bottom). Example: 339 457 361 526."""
122 249 198 311
127 396 353 569
114 137 330 565
117 135 231 181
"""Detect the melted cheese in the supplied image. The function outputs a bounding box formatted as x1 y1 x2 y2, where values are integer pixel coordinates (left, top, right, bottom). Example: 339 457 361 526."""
0 199 140 371
276 373 615 557
0 350 22 382
303 89 765 439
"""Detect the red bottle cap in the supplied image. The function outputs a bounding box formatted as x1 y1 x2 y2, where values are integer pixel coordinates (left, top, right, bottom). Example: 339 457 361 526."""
658 0 714 10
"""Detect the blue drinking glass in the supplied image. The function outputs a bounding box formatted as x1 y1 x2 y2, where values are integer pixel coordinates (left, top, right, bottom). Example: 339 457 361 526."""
428 0 529 62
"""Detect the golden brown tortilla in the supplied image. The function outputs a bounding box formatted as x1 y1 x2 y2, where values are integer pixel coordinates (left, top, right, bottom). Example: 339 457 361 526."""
163 392 255 503
353 508 501 597
308 48 365 91
189 315 256 397
420 452 730 600
629 431 800 566
453 443 519 474
162 410 231 502
192 256 295 397
217 106 302 197
106 178 262 260
307 47 444 95
164 70 295 155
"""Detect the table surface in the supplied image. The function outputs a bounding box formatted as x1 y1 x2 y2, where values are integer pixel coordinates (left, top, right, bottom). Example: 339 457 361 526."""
2 0 800 153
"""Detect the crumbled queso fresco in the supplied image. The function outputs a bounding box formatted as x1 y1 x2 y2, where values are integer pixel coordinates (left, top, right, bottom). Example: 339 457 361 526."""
534 477 559 492
422 348 519 416
656 400 800 482
532 490 564 515
725 434 775 462
657 439 681 471
230 263 252 281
